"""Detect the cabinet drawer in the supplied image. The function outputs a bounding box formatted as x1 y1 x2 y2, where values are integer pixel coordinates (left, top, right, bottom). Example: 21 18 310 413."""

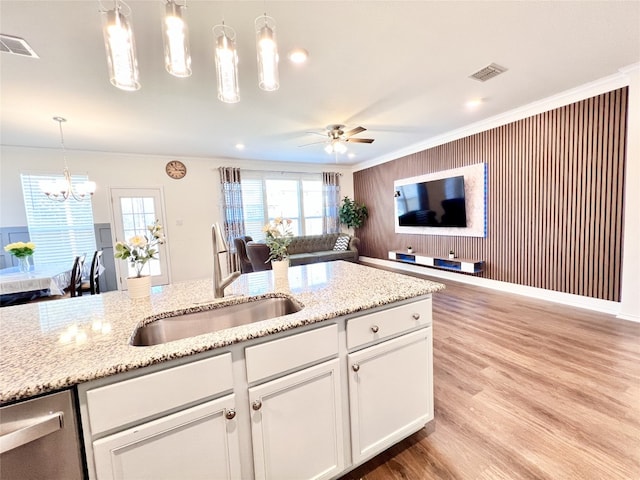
347 298 431 349
86 353 233 435
245 324 338 383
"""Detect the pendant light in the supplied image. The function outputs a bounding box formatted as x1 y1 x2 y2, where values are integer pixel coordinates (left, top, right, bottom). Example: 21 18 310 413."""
162 0 192 77
255 14 279 91
40 118 96 202
213 23 240 103
100 0 140 91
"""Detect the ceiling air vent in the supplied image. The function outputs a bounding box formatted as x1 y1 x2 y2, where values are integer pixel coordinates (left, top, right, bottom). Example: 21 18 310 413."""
469 63 506 82
0 34 39 58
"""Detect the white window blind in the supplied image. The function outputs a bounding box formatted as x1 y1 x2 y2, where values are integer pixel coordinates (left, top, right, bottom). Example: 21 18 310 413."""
241 171 322 240
21 173 97 266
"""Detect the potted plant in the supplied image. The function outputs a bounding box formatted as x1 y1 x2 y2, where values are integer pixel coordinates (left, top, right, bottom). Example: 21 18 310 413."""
114 220 165 298
407 246 413 254
338 196 368 230
449 250 455 259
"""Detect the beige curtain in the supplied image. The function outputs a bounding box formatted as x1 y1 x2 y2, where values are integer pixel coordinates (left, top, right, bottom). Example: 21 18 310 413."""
219 167 245 273
322 172 341 234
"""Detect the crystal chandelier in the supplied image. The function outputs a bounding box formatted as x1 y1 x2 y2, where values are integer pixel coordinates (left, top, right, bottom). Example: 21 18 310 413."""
40 117 96 202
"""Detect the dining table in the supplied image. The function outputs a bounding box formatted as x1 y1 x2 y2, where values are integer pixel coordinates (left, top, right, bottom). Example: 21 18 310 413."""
0 263 73 306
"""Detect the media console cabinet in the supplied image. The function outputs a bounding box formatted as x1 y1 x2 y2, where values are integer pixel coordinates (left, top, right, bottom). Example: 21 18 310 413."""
389 251 484 274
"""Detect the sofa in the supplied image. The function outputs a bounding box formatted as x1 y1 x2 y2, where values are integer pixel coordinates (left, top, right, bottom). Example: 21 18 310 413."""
245 233 360 271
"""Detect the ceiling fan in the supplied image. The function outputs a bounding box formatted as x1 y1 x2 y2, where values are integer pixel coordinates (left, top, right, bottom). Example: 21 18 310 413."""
300 124 375 154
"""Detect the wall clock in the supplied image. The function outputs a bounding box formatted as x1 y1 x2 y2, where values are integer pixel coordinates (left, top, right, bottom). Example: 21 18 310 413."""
165 160 187 179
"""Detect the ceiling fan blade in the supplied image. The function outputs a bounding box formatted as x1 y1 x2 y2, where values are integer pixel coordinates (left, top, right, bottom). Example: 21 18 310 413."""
345 138 375 144
305 131 328 137
343 126 366 138
298 140 327 147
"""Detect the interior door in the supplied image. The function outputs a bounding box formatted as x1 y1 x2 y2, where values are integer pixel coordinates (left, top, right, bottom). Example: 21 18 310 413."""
110 188 170 288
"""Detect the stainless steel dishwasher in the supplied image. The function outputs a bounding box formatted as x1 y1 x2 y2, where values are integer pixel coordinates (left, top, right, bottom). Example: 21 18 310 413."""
0 389 84 479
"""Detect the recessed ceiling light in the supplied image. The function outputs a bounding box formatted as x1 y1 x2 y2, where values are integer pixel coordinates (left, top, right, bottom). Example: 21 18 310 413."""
287 48 308 64
235 143 245 150
465 98 483 109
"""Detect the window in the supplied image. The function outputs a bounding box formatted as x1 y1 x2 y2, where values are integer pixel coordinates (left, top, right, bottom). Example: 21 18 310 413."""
241 172 323 240
21 173 96 266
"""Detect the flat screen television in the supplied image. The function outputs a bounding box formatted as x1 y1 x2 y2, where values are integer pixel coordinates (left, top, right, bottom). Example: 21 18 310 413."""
395 175 467 227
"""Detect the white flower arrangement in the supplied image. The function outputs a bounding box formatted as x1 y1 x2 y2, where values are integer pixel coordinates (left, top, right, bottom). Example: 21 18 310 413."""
114 220 165 278
263 217 293 262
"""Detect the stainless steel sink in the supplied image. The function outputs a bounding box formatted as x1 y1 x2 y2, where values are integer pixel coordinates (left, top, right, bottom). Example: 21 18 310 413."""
131 296 302 346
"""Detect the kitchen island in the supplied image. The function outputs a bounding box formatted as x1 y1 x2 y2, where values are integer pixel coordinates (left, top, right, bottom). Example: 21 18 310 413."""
0 261 445 480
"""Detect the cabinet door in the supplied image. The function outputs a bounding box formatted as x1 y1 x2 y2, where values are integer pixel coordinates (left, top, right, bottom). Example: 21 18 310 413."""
249 358 344 480
348 327 433 464
92 395 241 480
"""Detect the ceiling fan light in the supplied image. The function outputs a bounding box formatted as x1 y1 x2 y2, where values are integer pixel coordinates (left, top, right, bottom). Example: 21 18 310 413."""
100 1 140 91
324 140 347 155
162 0 192 78
255 15 279 92
213 24 240 103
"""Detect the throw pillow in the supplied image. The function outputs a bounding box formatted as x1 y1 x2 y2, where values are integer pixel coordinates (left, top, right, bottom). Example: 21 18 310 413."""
333 235 350 251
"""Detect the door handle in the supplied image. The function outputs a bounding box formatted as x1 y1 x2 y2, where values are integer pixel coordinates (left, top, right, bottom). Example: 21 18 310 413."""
0 412 63 454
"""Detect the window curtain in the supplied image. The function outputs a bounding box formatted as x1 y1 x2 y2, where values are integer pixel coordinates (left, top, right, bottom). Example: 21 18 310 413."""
322 172 341 234
219 167 245 273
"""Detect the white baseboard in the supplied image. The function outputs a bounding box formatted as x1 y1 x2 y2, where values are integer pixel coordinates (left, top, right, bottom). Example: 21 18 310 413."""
360 256 628 319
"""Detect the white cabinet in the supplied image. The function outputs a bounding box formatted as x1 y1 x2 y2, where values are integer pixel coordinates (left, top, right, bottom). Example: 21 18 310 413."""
348 327 433 464
79 353 240 480
245 324 343 480
93 394 241 480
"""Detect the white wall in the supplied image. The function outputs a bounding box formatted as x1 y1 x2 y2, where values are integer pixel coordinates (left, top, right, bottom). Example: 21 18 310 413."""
0 147 354 284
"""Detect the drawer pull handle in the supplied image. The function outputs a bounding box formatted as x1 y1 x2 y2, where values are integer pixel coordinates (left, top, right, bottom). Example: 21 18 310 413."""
225 409 236 420
412 313 421 320
352 364 360 372
0 412 63 454
252 400 263 411
371 325 379 333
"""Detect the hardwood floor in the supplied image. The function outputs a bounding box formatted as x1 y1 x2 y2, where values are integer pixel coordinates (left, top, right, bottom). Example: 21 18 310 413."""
340 277 640 480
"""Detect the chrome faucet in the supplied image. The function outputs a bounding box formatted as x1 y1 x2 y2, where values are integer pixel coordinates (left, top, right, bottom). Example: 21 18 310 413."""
212 223 241 298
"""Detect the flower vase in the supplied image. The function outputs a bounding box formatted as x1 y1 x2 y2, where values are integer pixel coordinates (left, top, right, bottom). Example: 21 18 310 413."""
271 259 290 289
18 256 31 273
127 276 151 299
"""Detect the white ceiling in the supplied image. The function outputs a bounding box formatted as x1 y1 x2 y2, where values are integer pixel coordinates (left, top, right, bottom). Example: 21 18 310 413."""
1 1 639 166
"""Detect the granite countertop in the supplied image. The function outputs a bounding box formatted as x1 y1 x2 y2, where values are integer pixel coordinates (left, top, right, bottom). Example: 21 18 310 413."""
0 261 445 404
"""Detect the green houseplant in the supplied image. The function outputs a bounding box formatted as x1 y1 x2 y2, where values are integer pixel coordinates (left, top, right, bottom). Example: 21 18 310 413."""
338 196 368 229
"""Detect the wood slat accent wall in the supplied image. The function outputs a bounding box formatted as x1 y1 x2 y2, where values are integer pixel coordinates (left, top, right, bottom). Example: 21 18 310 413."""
354 88 627 301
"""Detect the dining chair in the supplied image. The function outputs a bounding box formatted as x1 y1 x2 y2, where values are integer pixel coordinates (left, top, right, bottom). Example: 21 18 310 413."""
81 250 103 295
68 255 85 298
31 255 85 302
233 236 254 274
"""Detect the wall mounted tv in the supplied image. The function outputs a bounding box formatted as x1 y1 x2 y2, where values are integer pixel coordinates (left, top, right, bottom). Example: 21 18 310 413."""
395 176 467 227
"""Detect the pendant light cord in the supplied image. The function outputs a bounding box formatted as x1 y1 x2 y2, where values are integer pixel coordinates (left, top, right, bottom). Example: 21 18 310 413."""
53 117 69 169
